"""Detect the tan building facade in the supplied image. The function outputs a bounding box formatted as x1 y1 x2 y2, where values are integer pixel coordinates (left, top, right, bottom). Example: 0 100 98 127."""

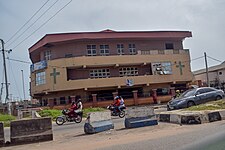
29 30 193 107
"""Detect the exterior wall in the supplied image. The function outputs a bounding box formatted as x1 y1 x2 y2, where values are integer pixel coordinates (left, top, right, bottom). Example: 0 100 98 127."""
36 39 183 63
31 49 192 97
195 69 225 85
67 65 151 80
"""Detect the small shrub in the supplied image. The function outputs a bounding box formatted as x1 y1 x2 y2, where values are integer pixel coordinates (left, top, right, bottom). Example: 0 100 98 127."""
0 114 16 127
38 109 61 120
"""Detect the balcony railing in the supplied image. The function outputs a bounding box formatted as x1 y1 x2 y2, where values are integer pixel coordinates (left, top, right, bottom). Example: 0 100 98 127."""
137 49 189 55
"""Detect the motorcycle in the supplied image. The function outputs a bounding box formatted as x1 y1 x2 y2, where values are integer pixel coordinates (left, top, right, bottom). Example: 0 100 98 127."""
107 105 126 118
56 109 83 125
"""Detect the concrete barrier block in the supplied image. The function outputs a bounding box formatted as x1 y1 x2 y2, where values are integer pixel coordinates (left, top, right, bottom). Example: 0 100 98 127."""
125 107 158 129
219 110 225 120
208 111 221 122
84 111 114 134
126 107 154 118
10 117 53 145
125 116 158 128
170 114 181 124
0 122 4 147
159 114 170 122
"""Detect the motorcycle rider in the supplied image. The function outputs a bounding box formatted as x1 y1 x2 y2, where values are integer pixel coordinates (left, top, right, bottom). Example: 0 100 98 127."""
75 95 83 114
113 96 124 113
67 101 77 118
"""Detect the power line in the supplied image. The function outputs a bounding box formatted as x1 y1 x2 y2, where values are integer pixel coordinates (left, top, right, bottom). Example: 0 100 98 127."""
7 0 59 48
6 57 31 64
12 0 72 49
5 0 50 44
8 57 22 100
207 56 223 63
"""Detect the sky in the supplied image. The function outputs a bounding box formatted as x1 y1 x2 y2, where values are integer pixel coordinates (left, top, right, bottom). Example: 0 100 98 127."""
0 0 225 101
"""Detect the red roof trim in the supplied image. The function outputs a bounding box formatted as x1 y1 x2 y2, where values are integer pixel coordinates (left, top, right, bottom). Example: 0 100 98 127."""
29 30 192 53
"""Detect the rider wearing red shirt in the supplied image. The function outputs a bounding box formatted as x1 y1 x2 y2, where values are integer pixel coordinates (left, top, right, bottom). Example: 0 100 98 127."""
67 101 77 117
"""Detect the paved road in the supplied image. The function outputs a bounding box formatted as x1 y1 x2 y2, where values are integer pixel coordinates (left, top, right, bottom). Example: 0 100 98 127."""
3 105 225 150
96 120 225 150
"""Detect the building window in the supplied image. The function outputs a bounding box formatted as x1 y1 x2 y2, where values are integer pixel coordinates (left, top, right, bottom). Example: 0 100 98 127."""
100 45 109 56
152 62 172 75
90 68 110 78
117 44 124 55
129 44 136 55
119 67 138 77
60 97 66 105
219 71 223 75
87 45 97 56
44 50 51 61
165 43 174 49
35 71 46 86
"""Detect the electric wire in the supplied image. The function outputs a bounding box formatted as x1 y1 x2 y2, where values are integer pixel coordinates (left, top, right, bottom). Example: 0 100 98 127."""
5 0 50 44
207 56 223 63
12 0 72 49
7 0 59 48
8 56 22 100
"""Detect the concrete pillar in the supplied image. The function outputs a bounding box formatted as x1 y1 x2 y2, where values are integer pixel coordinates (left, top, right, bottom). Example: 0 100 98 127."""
151 89 157 104
170 87 175 98
132 90 138 105
56 98 60 105
24 100 29 109
48 98 54 109
11 102 17 116
92 94 97 107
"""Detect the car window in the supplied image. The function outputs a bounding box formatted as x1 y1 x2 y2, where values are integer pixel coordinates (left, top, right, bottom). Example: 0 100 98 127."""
180 89 197 98
204 88 215 93
196 89 205 95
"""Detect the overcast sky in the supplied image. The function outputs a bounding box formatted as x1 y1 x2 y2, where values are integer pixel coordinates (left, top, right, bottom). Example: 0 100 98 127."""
0 0 225 101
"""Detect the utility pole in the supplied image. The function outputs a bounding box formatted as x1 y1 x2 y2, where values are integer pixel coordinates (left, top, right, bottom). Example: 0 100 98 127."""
21 70 26 100
1 39 11 114
204 52 210 87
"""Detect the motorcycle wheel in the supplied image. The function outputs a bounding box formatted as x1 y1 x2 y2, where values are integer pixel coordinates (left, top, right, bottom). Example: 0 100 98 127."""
119 110 125 118
56 116 65 125
74 115 82 123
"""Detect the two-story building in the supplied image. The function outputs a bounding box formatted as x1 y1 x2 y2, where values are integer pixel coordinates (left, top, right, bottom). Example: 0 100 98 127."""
29 29 192 107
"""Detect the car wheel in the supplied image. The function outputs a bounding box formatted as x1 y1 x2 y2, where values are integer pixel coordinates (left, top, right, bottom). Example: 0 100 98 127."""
187 101 195 108
216 96 222 100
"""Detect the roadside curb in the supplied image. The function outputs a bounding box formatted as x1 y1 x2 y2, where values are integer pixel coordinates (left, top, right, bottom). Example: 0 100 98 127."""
158 109 225 125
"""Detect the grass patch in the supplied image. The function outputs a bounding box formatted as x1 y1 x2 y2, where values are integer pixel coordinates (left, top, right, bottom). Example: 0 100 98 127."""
38 109 62 120
39 107 106 120
83 107 106 117
0 114 16 127
185 99 225 111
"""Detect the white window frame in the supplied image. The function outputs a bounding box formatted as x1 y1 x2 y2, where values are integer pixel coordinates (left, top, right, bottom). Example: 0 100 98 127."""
117 44 124 55
129 44 136 55
35 71 46 86
152 62 172 75
119 67 138 77
90 68 110 78
100 45 109 56
44 50 51 61
87 45 97 56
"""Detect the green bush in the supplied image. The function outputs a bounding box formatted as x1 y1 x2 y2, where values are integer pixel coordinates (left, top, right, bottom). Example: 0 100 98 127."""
38 109 62 120
0 114 16 127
